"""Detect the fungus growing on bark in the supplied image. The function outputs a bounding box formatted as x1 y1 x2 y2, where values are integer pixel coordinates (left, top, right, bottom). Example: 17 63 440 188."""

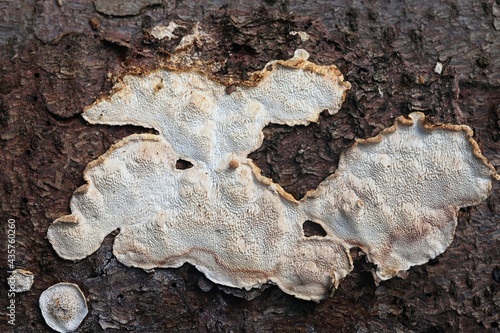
150 22 182 40
39 283 88 333
48 50 498 301
7 269 34 292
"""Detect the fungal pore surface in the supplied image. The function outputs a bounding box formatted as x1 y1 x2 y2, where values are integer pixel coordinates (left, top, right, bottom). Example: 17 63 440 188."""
48 50 498 301
39 283 88 333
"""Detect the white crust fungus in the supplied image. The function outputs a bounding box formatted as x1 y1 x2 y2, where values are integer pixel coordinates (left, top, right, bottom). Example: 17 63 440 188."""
150 22 182 40
434 62 443 75
290 31 310 41
48 50 498 301
7 269 34 293
39 283 88 333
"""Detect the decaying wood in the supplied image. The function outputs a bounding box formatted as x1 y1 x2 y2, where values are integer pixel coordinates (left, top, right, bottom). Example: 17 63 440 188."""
1 1 499 332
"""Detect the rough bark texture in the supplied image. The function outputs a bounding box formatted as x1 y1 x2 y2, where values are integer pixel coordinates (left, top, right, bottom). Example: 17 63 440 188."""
1 1 499 332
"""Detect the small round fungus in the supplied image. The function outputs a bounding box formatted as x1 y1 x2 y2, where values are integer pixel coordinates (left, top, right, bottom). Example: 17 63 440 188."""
39 283 88 333
7 269 34 292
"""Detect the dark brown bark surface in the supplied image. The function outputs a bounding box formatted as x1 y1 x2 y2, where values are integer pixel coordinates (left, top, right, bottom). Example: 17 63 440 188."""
1 1 499 332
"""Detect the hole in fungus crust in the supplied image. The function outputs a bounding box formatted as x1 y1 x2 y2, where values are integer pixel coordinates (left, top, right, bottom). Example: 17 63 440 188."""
248 110 356 200
175 159 193 170
303 220 327 237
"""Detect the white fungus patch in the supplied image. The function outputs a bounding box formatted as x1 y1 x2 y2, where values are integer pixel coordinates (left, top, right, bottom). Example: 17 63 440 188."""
290 31 310 41
39 283 88 333
7 269 34 293
150 22 182 40
48 50 498 301
434 62 443 74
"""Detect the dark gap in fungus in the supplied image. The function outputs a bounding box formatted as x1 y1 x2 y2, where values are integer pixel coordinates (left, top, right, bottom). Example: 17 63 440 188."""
175 159 193 170
491 322 498 328
247 109 361 200
428 257 439 266
303 220 327 237
230 43 256 56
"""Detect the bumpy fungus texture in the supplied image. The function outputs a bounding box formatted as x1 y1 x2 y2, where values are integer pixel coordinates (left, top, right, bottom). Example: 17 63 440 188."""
48 50 498 301
7 269 34 293
39 283 88 333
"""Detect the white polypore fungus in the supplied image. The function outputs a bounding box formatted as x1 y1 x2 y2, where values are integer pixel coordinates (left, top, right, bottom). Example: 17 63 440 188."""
150 22 182 40
303 112 498 280
39 283 88 333
48 50 498 301
7 269 34 292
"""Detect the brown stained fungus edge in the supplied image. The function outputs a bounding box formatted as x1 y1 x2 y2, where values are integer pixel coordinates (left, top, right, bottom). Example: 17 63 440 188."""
87 49 351 117
348 112 500 182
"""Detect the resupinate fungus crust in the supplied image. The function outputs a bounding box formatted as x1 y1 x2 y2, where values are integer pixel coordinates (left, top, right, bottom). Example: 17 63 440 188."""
7 269 34 293
47 49 498 301
39 283 88 333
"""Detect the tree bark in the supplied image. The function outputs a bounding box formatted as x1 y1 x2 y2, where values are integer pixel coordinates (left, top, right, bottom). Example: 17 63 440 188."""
1 1 499 332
